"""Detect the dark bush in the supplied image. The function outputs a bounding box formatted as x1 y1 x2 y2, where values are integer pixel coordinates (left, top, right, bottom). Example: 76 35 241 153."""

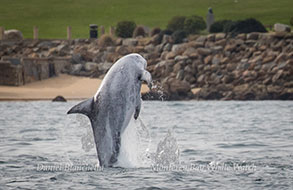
133 25 146 37
155 29 174 45
224 18 267 36
167 16 186 32
210 20 233 33
115 21 136 38
160 29 173 36
172 30 187 44
183 15 206 34
150 27 161 36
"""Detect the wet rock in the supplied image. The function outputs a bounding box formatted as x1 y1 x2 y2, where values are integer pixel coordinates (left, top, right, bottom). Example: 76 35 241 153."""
52 95 67 102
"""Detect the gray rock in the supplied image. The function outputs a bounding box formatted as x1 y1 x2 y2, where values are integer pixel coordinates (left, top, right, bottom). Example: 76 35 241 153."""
71 64 83 74
98 62 113 74
171 44 185 55
211 46 223 52
212 56 220 65
85 62 98 72
144 44 155 53
196 36 207 43
56 44 68 52
150 34 161 45
197 48 212 56
162 35 172 44
122 38 138 46
274 23 291 33
176 70 184 80
38 41 53 48
174 55 188 62
155 43 164 53
215 33 225 41
247 32 259 40
71 54 83 64
163 43 172 51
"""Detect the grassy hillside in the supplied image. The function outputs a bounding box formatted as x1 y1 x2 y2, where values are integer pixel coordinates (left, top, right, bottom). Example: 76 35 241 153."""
0 0 292 39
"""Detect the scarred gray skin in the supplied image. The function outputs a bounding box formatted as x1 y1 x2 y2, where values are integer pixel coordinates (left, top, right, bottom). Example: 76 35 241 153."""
67 53 152 167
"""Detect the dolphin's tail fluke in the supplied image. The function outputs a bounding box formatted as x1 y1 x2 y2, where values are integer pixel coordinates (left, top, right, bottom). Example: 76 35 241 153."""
67 97 94 118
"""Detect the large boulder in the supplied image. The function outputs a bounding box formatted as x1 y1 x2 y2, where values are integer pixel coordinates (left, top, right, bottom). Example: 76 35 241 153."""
4 30 23 40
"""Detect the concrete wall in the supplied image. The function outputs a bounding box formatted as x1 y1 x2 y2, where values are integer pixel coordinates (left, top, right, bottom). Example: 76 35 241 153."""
0 61 23 86
0 57 71 86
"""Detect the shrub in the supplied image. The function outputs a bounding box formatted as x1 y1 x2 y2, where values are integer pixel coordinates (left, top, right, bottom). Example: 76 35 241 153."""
115 21 136 38
98 34 115 47
133 25 146 37
210 20 233 33
160 29 173 36
290 17 293 26
172 30 187 44
183 15 206 34
224 18 267 36
150 27 161 36
167 16 186 32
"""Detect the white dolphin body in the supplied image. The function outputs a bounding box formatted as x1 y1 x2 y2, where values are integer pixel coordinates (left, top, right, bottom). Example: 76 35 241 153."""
67 53 152 167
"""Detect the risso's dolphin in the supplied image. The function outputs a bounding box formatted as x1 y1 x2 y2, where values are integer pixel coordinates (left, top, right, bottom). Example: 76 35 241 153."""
67 53 152 167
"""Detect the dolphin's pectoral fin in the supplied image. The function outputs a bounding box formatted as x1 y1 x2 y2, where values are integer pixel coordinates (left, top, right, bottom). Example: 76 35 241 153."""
67 97 95 118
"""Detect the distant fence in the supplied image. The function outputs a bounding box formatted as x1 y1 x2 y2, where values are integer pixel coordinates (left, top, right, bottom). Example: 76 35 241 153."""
0 25 116 40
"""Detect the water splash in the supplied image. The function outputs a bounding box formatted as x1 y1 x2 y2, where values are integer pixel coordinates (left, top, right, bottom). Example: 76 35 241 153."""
146 80 167 101
151 130 180 166
76 115 95 152
76 98 180 168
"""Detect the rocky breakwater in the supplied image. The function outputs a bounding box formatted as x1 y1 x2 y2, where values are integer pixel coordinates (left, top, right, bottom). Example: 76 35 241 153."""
0 32 292 100
145 32 293 100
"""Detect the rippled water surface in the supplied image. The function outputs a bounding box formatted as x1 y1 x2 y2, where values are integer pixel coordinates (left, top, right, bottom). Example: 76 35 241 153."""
0 101 292 189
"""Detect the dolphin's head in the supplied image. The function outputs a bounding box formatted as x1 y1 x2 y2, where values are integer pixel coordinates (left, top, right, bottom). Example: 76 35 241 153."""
124 53 152 89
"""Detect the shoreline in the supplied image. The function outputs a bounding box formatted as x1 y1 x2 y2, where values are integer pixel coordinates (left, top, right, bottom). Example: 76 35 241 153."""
0 74 150 101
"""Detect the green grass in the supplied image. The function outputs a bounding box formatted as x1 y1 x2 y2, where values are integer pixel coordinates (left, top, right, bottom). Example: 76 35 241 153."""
0 0 292 39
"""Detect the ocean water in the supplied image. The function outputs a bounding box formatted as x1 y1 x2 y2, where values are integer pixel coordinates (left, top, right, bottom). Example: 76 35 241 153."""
0 101 292 189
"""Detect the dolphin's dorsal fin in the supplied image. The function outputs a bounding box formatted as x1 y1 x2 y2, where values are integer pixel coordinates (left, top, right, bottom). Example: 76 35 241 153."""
67 98 94 118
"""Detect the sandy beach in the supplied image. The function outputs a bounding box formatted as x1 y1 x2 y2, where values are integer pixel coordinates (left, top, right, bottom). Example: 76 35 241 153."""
0 74 150 101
